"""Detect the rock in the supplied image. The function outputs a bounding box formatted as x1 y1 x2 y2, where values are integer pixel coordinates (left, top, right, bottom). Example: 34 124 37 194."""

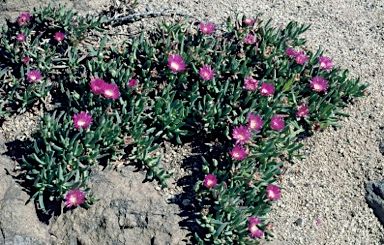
0 134 51 245
365 180 384 225
379 141 384 155
294 218 303 226
0 133 188 244
49 166 188 245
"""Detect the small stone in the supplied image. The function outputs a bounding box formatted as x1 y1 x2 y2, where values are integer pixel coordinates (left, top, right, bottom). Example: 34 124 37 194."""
294 218 303 226
379 141 384 155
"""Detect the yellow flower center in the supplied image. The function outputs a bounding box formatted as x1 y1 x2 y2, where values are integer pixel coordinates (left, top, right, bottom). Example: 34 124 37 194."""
171 62 180 70
77 120 85 126
268 190 275 198
250 225 257 232
105 90 113 96
69 195 78 204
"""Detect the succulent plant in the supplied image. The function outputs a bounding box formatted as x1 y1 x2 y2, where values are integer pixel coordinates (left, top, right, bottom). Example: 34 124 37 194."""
0 4 367 244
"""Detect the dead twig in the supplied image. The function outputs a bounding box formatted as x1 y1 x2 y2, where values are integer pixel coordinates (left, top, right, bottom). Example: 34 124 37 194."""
102 9 201 27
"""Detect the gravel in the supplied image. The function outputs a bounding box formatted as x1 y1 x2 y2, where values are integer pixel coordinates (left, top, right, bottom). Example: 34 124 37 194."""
1 0 384 244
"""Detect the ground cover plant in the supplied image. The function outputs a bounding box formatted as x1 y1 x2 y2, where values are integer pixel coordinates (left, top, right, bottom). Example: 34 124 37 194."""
0 3 367 244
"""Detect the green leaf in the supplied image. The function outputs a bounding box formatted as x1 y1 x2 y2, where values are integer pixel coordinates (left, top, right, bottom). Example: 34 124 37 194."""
282 76 295 92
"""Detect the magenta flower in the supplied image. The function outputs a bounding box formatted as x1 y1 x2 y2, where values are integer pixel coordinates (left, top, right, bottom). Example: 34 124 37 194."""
90 78 107 94
295 51 309 65
249 217 264 238
286 47 297 57
267 184 281 201
232 125 251 145
260 83 275 96
230 145 247 161
199 22 215 34
310 76 328 92
17 33 26 42
22 57 30 64
18 13 30 26
204 174 217 188
27 70 42 82
54 32 65 42
243 17 255 26
297 105 309 117
318 56 333 70
73 111 93 130
248 113 264 131
128 78 138 87
244 76 259 91
199 64 215 81
168 54 186 72
316 218 322 226
102 83 120 99
64 189 86 208
244 34 256 44
270 115 285 131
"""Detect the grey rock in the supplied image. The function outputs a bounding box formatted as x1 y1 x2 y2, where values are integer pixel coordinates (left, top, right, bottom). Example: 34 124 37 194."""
0 135 50 245
0 133 188 245
365 180 384 225
294 218 303 226
379 141 384 155
49 166 188 245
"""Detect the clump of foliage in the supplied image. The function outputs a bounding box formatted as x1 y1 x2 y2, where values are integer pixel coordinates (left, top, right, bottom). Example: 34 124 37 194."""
0 4 367 244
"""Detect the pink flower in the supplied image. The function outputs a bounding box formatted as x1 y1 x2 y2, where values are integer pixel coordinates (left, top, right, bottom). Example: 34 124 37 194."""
316 218 322 226
244 34 256 44
248 114 264 131
232 125 251 145
249 217 264 238
199 22 215 34
128 78 138 87
199 64 215 81
295 51 309 65
270 115 284 131
286 47 297 57
168 54 186 72
267 184 281 201
90 78 107 94
244 76 259 91
22 57 30 64
318 56 333 70
54 32 65 42
230 145 247 161
260 83 275 96
310 76 328 92
17 33 25 42
64 189 85 208
27 70 42 82
243 18 255 26
102 83 120 99
73 111 93 130
18 13 30 26
204 174 217 188
297 105 309 117
249 216 262 226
